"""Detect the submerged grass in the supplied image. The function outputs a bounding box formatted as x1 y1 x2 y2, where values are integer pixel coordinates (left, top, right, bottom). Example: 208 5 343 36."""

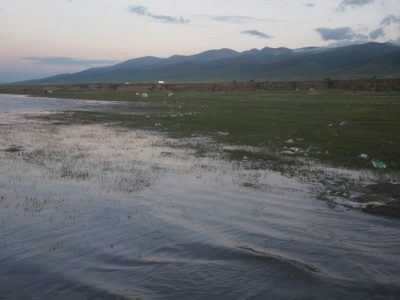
32 90 400 170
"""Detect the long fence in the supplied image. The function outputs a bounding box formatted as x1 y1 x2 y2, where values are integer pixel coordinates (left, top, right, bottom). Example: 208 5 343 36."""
1 79 400 94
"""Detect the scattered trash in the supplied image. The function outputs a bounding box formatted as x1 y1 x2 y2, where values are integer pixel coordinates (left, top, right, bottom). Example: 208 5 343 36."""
359 153 369 160
339 185 348 195
285 139 295 144
339 121 347 126
371 159 386 169
217 132 230 136
242 155 248 161
281 150 295 155
135 92 140 96
168 93 174 98
328 123 334 127
141 93 149 98
289 147 300 153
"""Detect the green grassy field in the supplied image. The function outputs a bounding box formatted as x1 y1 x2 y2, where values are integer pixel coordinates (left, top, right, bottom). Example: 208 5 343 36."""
34 90 400 170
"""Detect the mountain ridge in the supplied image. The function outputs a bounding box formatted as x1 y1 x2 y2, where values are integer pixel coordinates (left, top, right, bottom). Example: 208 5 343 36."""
15 42 400 85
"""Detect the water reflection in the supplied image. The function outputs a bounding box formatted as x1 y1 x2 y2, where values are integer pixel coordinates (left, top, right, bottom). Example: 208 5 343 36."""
0 94 399 299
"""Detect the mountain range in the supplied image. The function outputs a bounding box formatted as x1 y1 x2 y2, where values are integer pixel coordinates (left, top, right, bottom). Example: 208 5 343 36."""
17 42 400 85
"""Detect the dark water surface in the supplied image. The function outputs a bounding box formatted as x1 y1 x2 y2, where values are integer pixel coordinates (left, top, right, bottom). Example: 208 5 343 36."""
0 94 399 299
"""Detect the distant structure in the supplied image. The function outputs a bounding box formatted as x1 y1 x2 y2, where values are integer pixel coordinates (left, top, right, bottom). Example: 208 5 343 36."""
158 81 165 84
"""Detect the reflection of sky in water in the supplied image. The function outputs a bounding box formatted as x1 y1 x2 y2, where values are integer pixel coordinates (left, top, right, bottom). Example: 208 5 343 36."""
0 94 122 113
0 94 154 124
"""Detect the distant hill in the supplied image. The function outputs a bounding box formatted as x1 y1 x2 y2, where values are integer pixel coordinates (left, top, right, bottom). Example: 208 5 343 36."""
17 42 400 85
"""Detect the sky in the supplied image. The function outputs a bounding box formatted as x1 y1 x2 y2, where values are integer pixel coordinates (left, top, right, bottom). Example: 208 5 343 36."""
0 0 399 82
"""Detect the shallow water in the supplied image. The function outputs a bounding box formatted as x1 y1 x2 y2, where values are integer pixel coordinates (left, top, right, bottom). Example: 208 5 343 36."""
0 94 399 299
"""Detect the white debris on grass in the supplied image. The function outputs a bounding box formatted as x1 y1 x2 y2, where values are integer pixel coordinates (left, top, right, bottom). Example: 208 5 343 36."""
217 132 230 136
359 153 369 160
289 147 300 153
168 93 174 98
285 139 295 144
141 93 149 98
281 150 295 155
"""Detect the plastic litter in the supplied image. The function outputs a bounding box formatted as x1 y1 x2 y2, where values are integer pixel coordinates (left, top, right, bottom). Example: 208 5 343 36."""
371 159 386 169
339 185 347 194
359 153 368 160
281 150 295 155
217 132 230 136
285 139 295 144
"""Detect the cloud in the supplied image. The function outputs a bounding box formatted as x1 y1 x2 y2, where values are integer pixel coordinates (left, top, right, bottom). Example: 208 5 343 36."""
327 39 371 48
128 5 189 24
387 37 400 45
380 14 400 27
212 15 257 24
208 15 282 24
369 27 385 39
315 27 367 41
241 30 272 39
22 57 118 66
305 3 315 7
338 0 374 10
365 14 400 40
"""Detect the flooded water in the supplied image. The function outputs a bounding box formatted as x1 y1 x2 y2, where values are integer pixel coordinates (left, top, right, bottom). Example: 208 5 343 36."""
0 94 399 299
